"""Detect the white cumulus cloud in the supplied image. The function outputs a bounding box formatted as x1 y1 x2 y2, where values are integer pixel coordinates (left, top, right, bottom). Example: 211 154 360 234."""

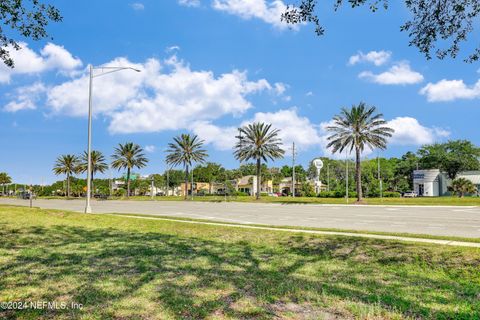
0 42 82 83
144 145 156 153
178 0 201 7
131 2 145 10
419 79 480 102
359 62 424 85
40 55 278 134
3 82 46 112
211 0 291 30
387 117 450 145
193 108 324 151
348 50 391 66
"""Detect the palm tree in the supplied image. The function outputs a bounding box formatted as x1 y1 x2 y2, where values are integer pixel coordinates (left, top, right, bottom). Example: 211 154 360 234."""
166 134 208 200
79 150 108 193
0 172 12 196
111 143 148 198
451 178 477 198
326 102 394 202
234 122 285 200
53 154 80 198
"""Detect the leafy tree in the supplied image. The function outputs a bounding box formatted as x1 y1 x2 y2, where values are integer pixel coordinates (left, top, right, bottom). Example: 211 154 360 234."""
282 0 480 62
166 134 208 199
395 151 420 190
0 0 62 68
451 178 477 198
326 103 394 201
193 162 225 193
418 140 480 179
164 169 185 195
234 122 285 199
78 150 108 193
0 172 12 195
53 154 80 198
111 143 148 198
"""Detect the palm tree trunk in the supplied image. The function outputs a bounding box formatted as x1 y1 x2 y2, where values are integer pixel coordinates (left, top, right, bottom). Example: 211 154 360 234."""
184 165 189 200
256 158 261 200
66 173 70 198
355 146 362 201
126 168 131 198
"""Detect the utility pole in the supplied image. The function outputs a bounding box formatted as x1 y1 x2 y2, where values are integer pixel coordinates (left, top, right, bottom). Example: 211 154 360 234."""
292 142 296 198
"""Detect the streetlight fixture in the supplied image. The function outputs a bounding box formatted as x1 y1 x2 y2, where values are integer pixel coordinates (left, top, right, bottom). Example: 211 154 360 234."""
85 65 141 214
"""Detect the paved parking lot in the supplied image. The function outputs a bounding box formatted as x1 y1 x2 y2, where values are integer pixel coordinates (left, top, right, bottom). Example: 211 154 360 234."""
2 198 480 238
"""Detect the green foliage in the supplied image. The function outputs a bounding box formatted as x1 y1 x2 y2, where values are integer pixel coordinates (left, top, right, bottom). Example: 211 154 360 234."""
166 134 208 199
52 154 80 198
193 163 225 185
451 178 477 198
0 0 62 68
111 143 148 197
383 191 401 198
234 122 285 199
299 181 315 197
326 103 394 201
418 140 480 179
283 0 480 62
78 150 108 177
0 172 12 185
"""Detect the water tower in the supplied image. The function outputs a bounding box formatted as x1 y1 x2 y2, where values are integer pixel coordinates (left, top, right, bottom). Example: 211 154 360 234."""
312 158 323 193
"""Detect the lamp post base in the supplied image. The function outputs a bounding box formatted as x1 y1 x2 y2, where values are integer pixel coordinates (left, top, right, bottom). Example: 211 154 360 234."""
85 206 92 214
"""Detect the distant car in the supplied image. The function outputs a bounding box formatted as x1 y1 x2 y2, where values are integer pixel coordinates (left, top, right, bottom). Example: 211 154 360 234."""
403 191 418 198
268 193 278 197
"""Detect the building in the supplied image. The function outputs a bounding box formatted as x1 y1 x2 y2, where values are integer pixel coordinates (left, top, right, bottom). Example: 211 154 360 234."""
277 177 302 195
179 182 211 196
236 175 273 195
413 169 480 196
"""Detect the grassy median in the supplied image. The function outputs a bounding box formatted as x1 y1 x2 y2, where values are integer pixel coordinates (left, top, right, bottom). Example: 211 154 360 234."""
1 205 479 319
79 195 480 206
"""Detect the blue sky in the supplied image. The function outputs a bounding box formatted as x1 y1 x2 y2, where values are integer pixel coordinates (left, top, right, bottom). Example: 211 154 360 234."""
1 0 479 184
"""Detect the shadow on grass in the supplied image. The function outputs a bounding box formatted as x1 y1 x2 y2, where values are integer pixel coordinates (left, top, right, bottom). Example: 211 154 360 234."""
0 224 479 319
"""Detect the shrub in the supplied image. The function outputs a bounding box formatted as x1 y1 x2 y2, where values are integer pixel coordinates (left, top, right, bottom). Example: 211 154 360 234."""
318 191 347 198
383 191 401 198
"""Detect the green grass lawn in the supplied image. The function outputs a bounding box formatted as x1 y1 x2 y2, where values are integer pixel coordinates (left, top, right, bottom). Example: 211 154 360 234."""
89 195 480 206
1 206 479 319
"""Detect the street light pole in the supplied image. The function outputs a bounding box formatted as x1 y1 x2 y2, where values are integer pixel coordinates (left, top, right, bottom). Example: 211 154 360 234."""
85 65 94 213
292 142 296 198
84 65 141 214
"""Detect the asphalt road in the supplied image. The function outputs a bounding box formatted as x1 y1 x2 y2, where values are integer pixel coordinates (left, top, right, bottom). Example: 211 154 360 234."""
2 198 480 238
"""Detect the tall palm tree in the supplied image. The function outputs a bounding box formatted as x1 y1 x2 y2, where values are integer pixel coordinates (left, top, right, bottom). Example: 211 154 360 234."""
79 150 108 193
326 102 394 202
111 143 148 198
0 172 12 196
166 134 208 200
234 122 285 200
53 154 80 198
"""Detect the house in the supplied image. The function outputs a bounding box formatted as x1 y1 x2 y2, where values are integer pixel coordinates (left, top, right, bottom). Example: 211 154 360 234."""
179 182 211 196
413 169 480 196
236 175 273 195
278 177 302 195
